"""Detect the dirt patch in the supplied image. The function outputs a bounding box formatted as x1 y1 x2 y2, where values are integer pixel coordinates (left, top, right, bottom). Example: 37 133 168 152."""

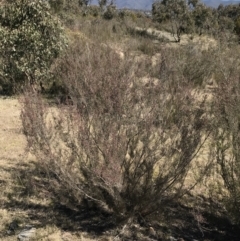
0 97 26 160
134 27 217 50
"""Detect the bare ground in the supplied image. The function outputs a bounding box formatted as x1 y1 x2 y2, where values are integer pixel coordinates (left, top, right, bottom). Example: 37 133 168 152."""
0 97 82 240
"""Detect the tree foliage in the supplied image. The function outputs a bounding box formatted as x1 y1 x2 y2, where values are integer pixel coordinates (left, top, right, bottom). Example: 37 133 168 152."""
152 0 240 40
0 0 67 93
235 16 240 36
152 0 194 42
192 2 215 35
48 0 65 13
98 0 107 10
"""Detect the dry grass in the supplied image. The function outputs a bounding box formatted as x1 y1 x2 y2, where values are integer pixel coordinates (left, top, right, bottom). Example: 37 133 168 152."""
0 97 105 240
0 97 27 240
0 17 238 240
0 91 236 240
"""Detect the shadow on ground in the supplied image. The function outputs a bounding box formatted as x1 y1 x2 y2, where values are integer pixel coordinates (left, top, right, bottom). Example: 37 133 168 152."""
1 160 240 241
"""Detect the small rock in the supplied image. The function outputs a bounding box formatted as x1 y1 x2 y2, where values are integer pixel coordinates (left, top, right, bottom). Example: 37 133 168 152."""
169 236 177 241
148 227 157 237
17 225 36 241
61 232 73 241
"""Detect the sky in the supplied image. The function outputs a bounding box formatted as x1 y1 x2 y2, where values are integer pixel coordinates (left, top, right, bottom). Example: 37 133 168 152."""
207 0 240 8
90 0 240 10
205 0 240 7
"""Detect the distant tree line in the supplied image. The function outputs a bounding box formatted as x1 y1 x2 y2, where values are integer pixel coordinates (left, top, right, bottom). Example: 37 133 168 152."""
152 0 240 42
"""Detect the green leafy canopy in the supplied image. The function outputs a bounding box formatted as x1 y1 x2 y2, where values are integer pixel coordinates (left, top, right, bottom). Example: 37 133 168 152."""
0 0 67 87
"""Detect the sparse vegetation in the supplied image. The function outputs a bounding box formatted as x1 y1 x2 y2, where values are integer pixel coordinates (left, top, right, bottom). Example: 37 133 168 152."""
212 44 240 224
1 0 240 240
21 39 212 225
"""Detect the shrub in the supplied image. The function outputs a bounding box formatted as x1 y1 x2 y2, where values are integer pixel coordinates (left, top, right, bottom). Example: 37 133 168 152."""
212 45 240 224
48 0 65 13
235 16 240 40
21 39 210 223
103 5 117 20
86 5 101 17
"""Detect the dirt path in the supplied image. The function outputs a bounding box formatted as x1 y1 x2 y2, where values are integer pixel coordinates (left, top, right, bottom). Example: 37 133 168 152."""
135 27 217 50
0 97 26 161
0 97 27 203
0 96 26 200
0 97 26 240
